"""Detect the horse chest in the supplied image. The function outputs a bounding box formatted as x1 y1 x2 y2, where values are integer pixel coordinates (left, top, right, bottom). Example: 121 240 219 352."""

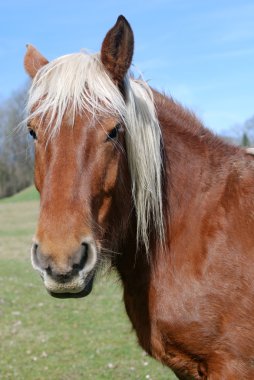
123 265 254 379
122 275 207 379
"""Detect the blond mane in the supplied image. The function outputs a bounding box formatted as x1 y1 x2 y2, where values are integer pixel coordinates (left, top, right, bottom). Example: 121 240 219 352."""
26 51 164 252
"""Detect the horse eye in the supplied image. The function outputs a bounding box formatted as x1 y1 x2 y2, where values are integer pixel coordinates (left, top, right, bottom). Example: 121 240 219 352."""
106 123 121 141
29 129 37 140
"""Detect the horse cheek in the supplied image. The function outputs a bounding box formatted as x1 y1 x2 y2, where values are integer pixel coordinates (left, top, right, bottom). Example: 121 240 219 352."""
92 154 119 229
98 196 112 225
34 147 45 193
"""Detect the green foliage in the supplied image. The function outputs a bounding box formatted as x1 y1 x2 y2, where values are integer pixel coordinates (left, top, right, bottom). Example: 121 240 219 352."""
0 197 176 380
241 132 250 147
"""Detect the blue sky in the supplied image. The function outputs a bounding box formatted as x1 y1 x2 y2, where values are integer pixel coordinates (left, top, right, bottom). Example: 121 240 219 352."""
0 0 253 134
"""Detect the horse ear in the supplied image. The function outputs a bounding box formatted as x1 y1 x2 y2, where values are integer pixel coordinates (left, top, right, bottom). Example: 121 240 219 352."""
101 15 134 85
24 44 49 78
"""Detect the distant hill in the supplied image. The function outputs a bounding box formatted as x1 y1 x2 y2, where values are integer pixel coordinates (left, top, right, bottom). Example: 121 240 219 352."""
0 186 39 204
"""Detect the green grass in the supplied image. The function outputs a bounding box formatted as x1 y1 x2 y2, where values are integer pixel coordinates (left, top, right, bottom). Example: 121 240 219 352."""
0 189 176 380
0 186 39 204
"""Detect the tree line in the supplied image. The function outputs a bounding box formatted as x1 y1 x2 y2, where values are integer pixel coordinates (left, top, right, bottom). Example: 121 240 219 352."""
0 86 34 199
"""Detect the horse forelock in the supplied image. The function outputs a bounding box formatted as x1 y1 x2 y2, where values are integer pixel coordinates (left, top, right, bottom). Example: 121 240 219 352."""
25 50 164 253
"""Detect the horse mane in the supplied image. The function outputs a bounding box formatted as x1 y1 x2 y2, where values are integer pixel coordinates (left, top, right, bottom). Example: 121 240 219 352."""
154 89 240 159
26 51 164 252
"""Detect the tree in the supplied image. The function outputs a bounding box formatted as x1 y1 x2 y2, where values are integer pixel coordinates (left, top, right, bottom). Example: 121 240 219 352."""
244 116 254 145
245 116 254 130
0 86 34 199
241 132 251 147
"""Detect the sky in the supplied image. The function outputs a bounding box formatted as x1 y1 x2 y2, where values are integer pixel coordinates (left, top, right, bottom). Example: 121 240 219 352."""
0 0 253 134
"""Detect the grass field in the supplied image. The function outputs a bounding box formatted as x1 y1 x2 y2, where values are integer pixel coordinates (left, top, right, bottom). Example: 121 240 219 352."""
0 187 176 380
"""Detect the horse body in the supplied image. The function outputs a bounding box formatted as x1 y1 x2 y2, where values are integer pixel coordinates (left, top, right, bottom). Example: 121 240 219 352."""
24 16 254 379
111 91 254 379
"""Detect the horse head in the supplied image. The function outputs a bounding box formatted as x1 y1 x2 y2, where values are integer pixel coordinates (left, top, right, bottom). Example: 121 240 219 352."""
24 16 134 298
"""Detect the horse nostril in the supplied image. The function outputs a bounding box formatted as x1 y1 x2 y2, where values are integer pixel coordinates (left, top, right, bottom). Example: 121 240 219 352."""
81 242 89 268
32 243 38 260
46 266 52 275
72 243 89 272
31 242 91 281
32 243 48 271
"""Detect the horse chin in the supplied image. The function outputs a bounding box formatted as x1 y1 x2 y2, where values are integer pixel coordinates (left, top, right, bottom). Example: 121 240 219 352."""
47 274 95 299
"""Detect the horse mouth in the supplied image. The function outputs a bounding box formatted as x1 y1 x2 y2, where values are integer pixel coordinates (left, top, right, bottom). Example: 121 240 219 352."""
46 274 95 299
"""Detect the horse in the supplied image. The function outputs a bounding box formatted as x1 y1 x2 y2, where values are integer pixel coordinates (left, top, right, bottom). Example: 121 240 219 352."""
24 15 254 379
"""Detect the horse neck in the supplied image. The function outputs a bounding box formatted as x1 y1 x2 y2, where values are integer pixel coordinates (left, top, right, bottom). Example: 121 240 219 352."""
154 91 241 220
110 89 246 353
112 89 241 277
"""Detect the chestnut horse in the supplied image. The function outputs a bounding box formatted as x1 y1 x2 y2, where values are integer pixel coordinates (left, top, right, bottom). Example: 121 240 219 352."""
24 16 254 379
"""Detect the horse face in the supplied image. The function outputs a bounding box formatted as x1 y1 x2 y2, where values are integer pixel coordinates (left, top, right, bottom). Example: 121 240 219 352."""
29 112 123 298
24 16 134 297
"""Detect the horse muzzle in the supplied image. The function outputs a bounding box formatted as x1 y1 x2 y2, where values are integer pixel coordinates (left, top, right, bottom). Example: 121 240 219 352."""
46 273 95 299
31 237 98 298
